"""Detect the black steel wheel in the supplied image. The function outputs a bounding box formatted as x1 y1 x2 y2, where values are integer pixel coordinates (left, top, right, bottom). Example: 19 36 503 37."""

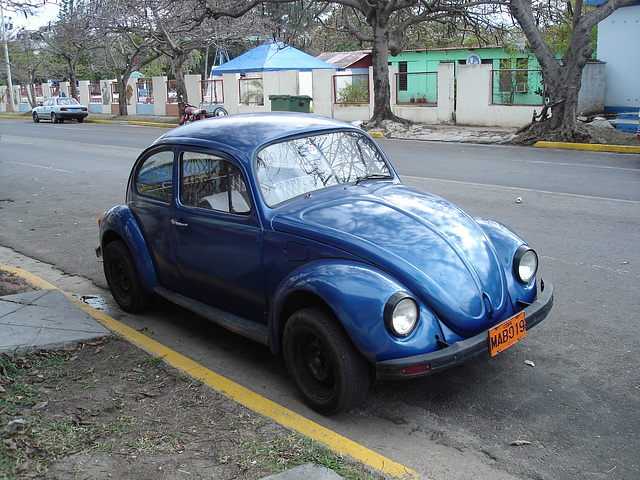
283 307 370 415
77 117 84 123
103 241 152 313
51 112 59 123
32 112 40 123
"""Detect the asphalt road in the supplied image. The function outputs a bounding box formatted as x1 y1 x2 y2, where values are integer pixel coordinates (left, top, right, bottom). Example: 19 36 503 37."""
1 118 639 480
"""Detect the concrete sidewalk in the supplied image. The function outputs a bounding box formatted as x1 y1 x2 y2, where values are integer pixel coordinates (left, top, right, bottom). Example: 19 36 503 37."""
0 265 416 480
0 288 110 355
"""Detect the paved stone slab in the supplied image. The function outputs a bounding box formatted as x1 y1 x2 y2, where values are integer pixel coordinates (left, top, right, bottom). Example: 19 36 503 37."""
259 462 343 480
0 289 111 355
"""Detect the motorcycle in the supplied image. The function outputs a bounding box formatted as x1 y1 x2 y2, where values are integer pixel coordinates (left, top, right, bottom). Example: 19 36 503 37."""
178 96 227 125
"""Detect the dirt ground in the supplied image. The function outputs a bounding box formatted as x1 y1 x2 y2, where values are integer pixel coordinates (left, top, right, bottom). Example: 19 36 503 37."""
0 270 384 480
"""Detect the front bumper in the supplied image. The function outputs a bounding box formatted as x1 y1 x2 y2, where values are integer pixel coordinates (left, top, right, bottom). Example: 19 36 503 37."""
376 280 554 380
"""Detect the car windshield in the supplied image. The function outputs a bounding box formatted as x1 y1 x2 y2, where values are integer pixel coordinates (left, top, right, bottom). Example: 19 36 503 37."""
256 131 392 206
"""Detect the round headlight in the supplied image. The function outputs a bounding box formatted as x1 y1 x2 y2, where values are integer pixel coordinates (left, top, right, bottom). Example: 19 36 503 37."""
384 293 419 337
514 246 538 284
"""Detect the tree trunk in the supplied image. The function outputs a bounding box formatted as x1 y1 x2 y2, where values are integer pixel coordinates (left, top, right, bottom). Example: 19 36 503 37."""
367 17 407 126
114 68 130 116
28 81 37 109
510 0 635 144
172 55 188 117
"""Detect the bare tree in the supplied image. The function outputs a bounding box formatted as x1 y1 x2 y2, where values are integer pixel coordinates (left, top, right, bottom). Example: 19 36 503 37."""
509 0 636 143
94 0 161 116
317 1 506 126
37 0 99 100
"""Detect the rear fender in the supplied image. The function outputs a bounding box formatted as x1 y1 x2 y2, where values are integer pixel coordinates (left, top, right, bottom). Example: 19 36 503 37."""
100 205 157 293
268 259 443 363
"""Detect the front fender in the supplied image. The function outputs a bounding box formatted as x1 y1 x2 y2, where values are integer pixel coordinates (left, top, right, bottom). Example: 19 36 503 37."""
100 205 157 293
268 259 444 364
475 217 537 307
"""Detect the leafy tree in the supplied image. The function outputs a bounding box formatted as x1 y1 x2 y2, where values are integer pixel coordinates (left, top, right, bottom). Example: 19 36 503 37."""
508 0 636 143
6 32 48 107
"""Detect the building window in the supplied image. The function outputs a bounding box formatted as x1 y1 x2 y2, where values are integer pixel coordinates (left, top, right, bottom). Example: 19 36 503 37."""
499 59 512 92
515 58 528 93
398 61 408 91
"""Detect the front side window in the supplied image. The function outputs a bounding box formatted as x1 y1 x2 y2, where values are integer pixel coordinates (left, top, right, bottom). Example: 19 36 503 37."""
256 131 392 206
180 151 250 215
136 149 174 202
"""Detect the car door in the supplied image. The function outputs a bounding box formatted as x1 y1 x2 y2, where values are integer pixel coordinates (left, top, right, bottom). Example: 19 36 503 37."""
41 98 53 119
171 149 266 322
129 147 183 293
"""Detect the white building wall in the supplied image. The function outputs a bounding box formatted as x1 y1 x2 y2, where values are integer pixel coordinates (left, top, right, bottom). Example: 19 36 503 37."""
185 74 201 106
456 64 538 127
78 80 90 106
311 69 334 118
2 63 608 127
597 5 640 111
153 76 168 116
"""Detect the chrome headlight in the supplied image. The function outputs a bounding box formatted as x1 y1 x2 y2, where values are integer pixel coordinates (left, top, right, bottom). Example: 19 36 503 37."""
384 293 419 337
514 246 538 284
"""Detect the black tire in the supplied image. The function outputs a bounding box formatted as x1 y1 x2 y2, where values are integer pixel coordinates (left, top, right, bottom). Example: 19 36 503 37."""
283 307 370 415
213 107 228 116
77 117 84 123
32 112 40 123
103 241 153 313
51 112 58 123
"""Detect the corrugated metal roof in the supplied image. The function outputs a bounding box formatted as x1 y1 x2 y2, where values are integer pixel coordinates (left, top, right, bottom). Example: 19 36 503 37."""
317 50 372 69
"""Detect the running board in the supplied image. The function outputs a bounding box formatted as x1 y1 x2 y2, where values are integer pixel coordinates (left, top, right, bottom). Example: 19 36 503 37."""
155 287 269 346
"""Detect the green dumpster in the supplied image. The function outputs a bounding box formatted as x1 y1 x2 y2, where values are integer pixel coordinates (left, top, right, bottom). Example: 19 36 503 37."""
269 95 312 113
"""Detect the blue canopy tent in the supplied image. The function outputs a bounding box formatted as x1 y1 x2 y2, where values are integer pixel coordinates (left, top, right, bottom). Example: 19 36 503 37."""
210 41 337 76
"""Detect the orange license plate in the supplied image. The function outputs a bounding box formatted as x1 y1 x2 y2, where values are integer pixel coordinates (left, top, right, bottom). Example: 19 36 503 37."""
489 312 526 357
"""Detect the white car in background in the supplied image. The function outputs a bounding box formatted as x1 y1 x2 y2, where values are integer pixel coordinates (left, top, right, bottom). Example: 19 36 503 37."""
32 97 89 123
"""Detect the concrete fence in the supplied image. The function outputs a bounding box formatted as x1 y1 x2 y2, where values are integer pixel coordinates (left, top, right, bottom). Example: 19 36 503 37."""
0 62 603 128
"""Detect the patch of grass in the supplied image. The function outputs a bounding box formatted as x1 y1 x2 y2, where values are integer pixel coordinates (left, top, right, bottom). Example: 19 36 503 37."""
243 432 382 480
144 356 163 367
104 401 124 412
190 379 205 390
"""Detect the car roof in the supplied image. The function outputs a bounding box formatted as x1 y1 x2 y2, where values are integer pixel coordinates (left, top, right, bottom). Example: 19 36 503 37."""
153 112 363 164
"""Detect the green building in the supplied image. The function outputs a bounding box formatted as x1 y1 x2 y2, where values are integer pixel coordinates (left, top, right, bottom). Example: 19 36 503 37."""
388 47 544 106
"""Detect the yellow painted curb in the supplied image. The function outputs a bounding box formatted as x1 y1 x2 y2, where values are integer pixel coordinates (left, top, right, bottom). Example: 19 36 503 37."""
129 121 177 128
369 131 384 138
0 264 419 480
534 141 640 154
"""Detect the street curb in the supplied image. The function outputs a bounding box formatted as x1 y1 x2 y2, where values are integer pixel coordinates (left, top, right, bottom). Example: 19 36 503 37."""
0 114 176 128
534 141 640 154
85 119 177 128
0 265 421 480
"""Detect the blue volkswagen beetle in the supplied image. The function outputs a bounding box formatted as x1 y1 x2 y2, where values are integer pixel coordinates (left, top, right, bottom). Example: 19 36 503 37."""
97 113 553 415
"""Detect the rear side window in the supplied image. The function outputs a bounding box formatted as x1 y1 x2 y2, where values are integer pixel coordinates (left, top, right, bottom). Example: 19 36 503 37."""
136 150 174 202
180 151 251 215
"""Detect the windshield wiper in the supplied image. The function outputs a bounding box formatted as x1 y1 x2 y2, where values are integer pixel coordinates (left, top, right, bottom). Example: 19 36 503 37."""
355 174 391 185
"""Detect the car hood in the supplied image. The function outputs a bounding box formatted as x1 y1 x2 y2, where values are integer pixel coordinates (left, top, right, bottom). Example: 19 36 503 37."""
271 183 511 336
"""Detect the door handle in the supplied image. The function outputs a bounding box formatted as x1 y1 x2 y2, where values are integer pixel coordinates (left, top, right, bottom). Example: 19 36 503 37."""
171 218 188 227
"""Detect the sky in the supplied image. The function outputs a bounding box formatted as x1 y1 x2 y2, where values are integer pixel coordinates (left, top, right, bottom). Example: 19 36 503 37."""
5 2 60 31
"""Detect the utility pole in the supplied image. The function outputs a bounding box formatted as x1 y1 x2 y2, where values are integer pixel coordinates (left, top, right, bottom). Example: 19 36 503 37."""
1 4 15 112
